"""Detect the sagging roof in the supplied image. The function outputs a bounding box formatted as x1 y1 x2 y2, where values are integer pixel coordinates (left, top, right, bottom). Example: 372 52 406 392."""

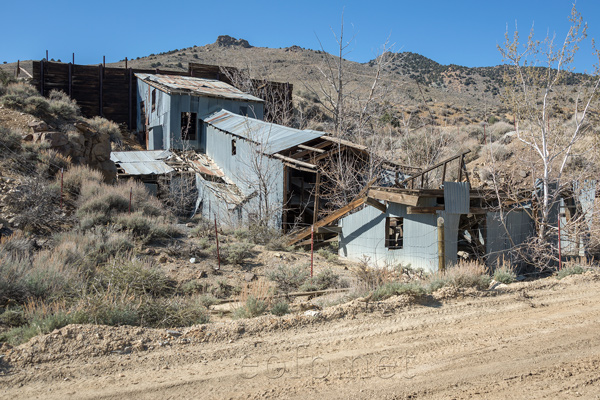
135 74 264 103
203 109 324 154
110 150 174 176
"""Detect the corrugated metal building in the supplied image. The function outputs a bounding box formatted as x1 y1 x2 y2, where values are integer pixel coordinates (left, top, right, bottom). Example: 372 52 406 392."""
135 74 265 151
338 182 536 272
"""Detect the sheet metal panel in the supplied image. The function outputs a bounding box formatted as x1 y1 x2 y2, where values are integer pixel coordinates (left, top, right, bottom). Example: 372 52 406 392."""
110 150 174 175
135 73 263 103
443 181 470 214
204 109 324 154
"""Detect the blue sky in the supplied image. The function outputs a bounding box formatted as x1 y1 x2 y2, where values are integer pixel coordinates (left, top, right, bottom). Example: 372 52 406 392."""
2 0 599 73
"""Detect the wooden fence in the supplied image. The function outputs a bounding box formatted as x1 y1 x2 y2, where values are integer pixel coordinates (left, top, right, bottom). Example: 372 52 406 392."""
30 61 293 130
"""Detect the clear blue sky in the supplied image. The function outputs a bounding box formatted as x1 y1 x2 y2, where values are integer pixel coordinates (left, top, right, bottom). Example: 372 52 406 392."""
2 0 599 73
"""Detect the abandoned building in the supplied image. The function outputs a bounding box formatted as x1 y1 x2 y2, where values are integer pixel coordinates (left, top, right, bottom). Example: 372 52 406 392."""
135 73 265 151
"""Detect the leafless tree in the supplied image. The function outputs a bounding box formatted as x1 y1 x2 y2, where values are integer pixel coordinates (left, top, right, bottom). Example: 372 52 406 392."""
499 4 600 243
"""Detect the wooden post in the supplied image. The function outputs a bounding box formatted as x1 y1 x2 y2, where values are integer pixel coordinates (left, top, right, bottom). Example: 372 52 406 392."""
68 62 72 97
125 57 128 69
437 216 445 273
40 59 45 96
310 225 314 278
72 53 75 64
214 216 221 270
129 187 132 214
282 165 289 232
99 64 103 117
16 60 19 78
103 55 105 68
46 50 48 61
128 68 133 130
313 172 321 225
60 168 64 210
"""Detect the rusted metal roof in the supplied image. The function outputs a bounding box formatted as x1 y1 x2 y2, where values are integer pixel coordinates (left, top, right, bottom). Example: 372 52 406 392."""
203 109 324 154
135 73 264 103
110 150 174 176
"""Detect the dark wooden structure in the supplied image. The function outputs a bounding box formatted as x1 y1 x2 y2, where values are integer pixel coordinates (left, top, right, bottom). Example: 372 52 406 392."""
31 61 293 130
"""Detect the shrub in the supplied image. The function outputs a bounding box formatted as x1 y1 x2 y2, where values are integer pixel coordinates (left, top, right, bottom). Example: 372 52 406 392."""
36 149 72 179
267 264 309 293
489 121 513 141
23 96 50 117
48 90 79 120
60 165 104 197
217 242 254 265
556 265 586 280
317 247 338 262
0 126 23 156
234 296 268 319
493 266 517 284
87 116 122 143
98 257 173 297
370 282 427 301
443 261 491 289
300 268 340 292
270 300 290 316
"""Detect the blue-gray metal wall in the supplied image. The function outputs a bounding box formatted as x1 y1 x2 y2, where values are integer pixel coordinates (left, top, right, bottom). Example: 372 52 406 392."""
197 124 284 228
486 209 535 267
338 199 441 272
136 80 264 151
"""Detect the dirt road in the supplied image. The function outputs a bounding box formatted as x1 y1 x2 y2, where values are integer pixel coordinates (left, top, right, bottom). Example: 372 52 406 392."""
2 273 600 399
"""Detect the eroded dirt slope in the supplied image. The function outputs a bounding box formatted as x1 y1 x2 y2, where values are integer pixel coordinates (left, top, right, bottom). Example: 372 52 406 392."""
2 273 600 399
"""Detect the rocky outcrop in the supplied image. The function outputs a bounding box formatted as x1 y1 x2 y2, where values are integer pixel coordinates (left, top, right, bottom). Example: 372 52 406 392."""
215 35 252 48
26 120 117 182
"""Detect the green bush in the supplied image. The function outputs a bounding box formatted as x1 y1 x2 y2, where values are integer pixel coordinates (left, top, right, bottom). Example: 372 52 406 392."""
98 257 173 297
267 264 309 293
270 300 290 316
556 265 586 280
48 90 79 120
370 281 427 301
217 242 254 265
493 267 517 284
0 126 23 156
299 268 340 292
234 296 268 319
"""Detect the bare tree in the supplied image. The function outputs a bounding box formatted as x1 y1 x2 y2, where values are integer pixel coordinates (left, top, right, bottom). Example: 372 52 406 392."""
499 4 600 243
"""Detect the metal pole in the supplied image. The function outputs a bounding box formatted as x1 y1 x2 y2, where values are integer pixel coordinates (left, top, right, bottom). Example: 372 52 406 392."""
16 60 19 78
103 55 105 68
72 53 75 64
46 50 48 61
125 57 128 69
129 187 132 214
310 225 314 278
558 208 563 270
214 216 221 270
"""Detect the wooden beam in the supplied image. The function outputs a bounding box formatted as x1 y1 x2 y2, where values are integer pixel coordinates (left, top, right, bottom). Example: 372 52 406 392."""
283 163 314 173
298 144 326 153
273 153 316 169
321 135 368 151
366 197 387 213
399 150 471 186
288 196 367 245
315 226 342 234
368 189 422 207
290 140 331 159
407 206 445 214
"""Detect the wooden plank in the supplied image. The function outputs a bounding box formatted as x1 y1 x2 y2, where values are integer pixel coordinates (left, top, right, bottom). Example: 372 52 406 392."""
366 197 387 213
315 226 342 234
399 150 471 186
320 135 368 151
288 196 367 245
273 153 316 169
368 189 422 207
407 206 444 214
298 144 326 153
290 140 332 159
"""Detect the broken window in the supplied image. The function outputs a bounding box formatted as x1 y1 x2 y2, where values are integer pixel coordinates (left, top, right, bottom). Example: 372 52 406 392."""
151 89 156 112
181 112 197 140
231 139 237 155
385 217 404 249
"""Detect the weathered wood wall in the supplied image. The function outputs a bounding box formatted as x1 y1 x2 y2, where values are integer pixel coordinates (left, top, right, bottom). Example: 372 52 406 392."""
32 61 293 130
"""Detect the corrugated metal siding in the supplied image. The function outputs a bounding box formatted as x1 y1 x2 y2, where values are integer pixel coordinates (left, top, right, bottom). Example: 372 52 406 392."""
444 182 470 214
439 211 460 265
204 109 324 154
486 210 535 268
110 150 174 175
339 200 439 272
135 74 264 103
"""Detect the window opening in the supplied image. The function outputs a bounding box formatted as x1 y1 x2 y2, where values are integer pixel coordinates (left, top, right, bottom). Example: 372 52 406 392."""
385 217 404 249
181 112 197 140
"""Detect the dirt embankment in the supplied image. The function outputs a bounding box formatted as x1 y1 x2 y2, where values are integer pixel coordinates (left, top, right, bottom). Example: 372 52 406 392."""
2 272 600 399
